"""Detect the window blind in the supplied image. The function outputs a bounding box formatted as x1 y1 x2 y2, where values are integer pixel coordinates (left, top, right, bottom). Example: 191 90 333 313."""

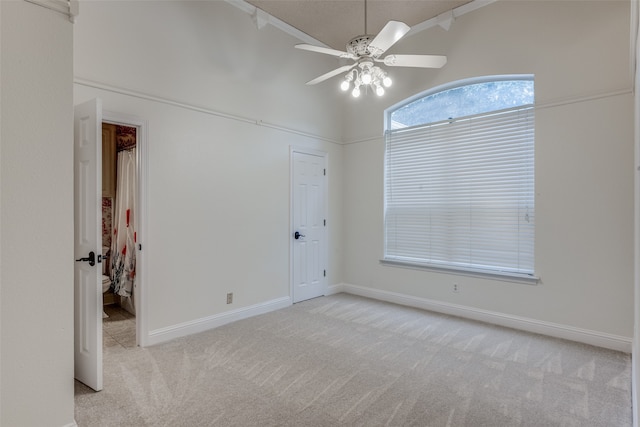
384 106 535 277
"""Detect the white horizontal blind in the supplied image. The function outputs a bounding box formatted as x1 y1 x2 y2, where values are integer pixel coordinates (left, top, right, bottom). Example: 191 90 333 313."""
384 106 535 276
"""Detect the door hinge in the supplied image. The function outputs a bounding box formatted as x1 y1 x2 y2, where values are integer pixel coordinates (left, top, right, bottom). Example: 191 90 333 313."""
138 243 142 251
324 219 326 226
324 168 326 176
323 270 326 277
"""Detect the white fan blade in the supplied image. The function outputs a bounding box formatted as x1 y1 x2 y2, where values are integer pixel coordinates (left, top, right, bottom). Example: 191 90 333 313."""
305 64 356 85
382 54 447 68
295 44 354 59
368 21 411 57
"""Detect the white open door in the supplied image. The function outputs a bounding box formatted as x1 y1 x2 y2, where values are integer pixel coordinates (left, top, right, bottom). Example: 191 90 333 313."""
292 150 327 303
74 99 103 391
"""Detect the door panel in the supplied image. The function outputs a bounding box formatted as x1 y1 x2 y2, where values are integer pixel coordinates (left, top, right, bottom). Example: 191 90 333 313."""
292 151 326 303
74 99 103 391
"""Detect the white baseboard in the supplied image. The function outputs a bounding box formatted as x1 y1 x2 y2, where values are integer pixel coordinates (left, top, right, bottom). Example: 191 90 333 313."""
326 283 345 295
143 284 631 352
338 283 632 353
634 350 639 427
146 296 292 346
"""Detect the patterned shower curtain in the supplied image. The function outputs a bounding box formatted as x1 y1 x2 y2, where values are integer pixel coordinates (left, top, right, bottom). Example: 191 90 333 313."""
111 148 137 314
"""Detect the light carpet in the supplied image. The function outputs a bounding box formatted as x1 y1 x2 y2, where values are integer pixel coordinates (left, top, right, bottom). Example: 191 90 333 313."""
75 293 632 426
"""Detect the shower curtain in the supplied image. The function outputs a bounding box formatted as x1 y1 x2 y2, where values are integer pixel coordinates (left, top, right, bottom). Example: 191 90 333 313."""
111 148 137 315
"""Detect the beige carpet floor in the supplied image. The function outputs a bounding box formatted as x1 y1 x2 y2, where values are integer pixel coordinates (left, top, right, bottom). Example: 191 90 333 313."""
75 293 632 426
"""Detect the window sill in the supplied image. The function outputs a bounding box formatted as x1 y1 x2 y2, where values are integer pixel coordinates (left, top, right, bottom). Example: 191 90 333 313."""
379 259 540 285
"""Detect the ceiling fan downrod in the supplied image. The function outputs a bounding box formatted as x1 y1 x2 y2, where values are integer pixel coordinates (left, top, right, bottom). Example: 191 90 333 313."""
364 0 368 35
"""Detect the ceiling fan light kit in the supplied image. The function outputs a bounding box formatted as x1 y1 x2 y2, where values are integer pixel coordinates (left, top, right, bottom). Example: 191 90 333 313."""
341 61 391 98
294 1 447 99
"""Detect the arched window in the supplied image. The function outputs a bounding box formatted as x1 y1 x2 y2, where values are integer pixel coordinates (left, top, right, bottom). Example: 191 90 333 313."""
383 76 536 281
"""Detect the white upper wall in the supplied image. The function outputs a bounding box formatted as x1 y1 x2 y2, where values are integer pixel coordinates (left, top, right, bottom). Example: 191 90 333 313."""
1 1 75 425
74 0 344 142
343 0 631 141
342 0 634 339
74 0 345 334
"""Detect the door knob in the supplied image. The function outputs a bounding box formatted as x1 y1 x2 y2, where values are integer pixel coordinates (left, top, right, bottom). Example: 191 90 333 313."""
75 251 96 267
294 231 305 240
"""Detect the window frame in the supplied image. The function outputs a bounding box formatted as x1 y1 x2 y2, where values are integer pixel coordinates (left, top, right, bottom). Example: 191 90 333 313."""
382 75 539 284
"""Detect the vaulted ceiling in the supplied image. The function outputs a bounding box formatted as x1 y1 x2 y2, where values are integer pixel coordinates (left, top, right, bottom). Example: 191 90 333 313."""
245 0 474 49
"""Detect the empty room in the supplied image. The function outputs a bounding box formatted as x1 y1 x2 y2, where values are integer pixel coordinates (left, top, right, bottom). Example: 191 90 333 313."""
1 0 639 425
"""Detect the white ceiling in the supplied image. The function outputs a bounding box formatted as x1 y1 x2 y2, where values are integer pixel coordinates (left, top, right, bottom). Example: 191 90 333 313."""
245 0 474 50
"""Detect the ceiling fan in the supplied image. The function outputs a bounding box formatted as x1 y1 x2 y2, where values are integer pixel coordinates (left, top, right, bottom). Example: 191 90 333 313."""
295 0 447 97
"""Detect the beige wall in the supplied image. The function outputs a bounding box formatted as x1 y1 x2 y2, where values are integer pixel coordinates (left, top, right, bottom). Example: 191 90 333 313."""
632 0 640 423
74 0 635 345
74 1 345 335
342 1 634 339
0 1 75 425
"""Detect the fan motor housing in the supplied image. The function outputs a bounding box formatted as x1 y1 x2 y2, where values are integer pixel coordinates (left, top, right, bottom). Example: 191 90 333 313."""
346 35 375 57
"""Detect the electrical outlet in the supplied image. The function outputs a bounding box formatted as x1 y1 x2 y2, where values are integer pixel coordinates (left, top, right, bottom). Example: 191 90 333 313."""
453 283 459 293
226 293 233 304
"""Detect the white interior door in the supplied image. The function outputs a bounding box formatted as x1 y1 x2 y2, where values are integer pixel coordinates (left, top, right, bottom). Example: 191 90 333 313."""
74 98 103 391
292 151 327 303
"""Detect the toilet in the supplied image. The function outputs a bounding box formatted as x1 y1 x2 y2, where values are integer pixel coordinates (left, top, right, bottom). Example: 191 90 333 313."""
102 247 111 318
102 275 110 318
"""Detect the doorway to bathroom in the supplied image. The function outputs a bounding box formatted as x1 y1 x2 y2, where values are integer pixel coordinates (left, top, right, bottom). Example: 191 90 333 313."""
101 121 137 349
102 109 148 352
73 99 148 391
